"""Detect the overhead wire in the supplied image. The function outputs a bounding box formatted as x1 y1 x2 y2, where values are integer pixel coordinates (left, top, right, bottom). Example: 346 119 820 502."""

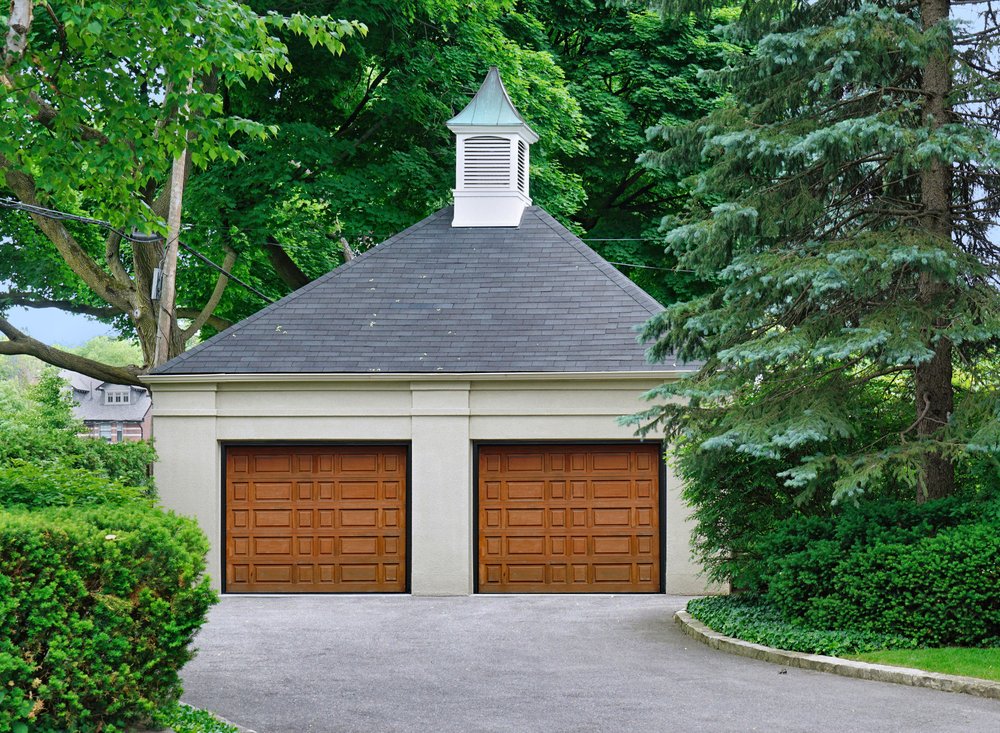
0 196 274 304
1 196 699 283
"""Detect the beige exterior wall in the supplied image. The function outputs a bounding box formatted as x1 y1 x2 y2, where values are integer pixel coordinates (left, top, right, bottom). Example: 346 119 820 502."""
148 373 717 596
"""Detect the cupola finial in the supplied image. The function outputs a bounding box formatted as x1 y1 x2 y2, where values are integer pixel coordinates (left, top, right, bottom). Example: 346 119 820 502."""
446 67 539 227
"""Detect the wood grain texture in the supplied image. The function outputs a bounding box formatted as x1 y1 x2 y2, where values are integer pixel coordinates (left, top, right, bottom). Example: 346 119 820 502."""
478 444 660 593
226 445 406 593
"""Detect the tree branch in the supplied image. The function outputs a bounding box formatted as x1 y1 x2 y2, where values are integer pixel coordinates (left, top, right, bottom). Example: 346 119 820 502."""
176 308 232 332
180 244 237 340
1 164 135 310
4 0 33 67
0 291 119 318
0 317 145 386
264 238 310 289
336 67 390 139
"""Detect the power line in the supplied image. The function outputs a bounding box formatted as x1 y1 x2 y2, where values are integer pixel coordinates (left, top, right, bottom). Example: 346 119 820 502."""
607 261 699 274
0 196 272 303
1 195 695 283
179 241 274 303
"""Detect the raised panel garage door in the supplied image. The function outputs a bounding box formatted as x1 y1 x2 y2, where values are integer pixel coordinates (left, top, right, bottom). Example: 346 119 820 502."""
478 444 661 593
225 445 406 593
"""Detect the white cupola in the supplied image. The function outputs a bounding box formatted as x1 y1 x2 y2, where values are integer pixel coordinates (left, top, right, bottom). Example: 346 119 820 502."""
447 67 539 228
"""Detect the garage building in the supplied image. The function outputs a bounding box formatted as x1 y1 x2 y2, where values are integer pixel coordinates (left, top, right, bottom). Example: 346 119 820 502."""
146 68 709 595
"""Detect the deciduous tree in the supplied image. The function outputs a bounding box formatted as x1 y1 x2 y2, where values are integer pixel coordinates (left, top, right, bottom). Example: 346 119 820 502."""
0 1 364 383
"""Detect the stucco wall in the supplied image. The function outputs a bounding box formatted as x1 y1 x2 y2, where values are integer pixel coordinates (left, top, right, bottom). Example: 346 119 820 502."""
149 374 718 596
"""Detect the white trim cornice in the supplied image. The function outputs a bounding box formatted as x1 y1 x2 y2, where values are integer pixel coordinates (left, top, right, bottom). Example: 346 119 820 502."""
143 370 692 385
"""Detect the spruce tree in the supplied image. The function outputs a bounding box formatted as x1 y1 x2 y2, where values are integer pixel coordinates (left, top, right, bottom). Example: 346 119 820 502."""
635 0 1000 503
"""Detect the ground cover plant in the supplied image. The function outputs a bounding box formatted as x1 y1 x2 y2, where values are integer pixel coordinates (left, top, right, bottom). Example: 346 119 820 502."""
154 702 240 733
687 496 1000 656
686 596 917 656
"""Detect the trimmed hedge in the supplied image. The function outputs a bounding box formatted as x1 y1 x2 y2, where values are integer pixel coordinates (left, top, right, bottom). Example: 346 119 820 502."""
686 596 916 656
0 505 216 732
761 499 1000 646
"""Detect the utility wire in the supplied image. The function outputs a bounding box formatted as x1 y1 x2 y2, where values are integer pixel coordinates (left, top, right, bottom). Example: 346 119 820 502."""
178 241 274 303
0 196 273 303
1 196 695 281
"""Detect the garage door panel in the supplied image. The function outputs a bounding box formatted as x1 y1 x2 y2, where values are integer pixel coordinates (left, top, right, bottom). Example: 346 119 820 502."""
478 444 660 593
226 445 407 593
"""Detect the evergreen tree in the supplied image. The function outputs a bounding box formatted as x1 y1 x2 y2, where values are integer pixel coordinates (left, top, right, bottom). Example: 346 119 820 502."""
635 0 1000 503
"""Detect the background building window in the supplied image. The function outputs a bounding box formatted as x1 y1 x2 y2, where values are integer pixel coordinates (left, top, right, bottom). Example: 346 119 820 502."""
105 389 130 405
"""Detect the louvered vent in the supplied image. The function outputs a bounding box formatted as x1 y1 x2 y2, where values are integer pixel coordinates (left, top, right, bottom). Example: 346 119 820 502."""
463 136 511 188
516 139 527 194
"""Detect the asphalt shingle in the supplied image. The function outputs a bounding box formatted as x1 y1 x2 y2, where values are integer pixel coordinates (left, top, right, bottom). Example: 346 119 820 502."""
154 206 690 375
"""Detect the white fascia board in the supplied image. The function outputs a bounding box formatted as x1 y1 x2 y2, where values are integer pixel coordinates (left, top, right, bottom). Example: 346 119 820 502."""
143 370 693 385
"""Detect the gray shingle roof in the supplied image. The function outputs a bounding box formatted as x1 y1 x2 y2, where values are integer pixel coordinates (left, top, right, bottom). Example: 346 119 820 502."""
154 207 689 375
60 371 152 421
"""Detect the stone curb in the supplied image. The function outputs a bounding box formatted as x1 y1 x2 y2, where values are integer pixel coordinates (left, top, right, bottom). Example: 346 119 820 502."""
674 610 1000 701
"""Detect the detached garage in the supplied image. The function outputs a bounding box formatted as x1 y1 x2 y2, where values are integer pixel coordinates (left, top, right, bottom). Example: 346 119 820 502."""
146 69 710 596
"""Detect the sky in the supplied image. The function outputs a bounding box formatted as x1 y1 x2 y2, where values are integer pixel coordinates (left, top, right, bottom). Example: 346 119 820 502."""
6 305 114 347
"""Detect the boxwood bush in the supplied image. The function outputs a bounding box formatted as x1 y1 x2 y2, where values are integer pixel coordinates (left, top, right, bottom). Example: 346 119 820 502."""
0 505 216 732
761 498 1000 646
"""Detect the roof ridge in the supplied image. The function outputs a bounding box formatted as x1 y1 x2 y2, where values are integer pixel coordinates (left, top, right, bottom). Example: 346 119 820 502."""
154 207 451 373
528 208 663 317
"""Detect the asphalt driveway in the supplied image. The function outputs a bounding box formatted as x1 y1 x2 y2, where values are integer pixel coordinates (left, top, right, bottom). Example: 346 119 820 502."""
181 595 999 733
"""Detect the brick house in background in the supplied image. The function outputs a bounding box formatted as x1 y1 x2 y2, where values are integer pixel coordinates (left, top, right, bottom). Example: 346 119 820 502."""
61 371 153 443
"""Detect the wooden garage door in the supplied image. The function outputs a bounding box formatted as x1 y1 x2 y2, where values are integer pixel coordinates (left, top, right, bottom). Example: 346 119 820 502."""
478 444 660 593
225 445 406 593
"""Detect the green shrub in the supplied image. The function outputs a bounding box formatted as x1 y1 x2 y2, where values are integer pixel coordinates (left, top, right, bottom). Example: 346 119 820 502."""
761 499 1000 646
675 442 832 591
0 462 151 509
814 523 1000 646
0 505 217 732
0 374 157 493
154 702 239 733
686 596 916 656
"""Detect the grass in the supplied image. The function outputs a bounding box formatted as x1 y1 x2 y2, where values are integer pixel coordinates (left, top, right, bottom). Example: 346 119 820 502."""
847 648 1000 682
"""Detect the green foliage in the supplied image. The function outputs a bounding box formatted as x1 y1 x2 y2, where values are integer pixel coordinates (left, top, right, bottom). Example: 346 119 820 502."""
0 0 365 370
154 703 239 733
848 647 1000 683
66 336 143 368
0 505 216 732
686 595 916 656
676 443 822 591
182 0 594 328
759 499 1000 646
675 377 914 589
0 373 156 492
632 1 1000 498
518 1 738 303
0 462 149 509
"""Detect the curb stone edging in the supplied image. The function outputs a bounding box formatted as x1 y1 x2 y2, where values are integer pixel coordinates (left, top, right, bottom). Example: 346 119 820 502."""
674 610 1000 701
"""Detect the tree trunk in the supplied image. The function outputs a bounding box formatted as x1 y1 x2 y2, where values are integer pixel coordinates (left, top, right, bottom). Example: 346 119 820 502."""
915 0 955 503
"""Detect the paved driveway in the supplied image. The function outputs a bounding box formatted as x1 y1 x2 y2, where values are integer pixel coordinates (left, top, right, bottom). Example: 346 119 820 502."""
181 595 999 733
